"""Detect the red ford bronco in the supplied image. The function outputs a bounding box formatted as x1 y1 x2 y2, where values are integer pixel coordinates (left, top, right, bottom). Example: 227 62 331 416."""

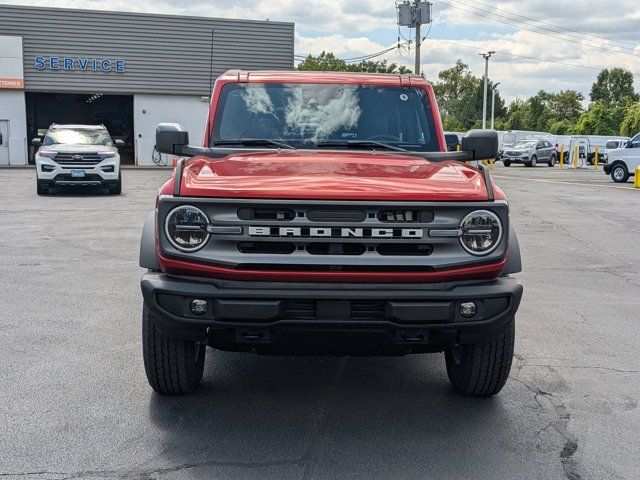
139 71 523 396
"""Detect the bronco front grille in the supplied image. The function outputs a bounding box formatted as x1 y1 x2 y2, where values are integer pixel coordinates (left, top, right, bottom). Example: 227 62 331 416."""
157 198 509 272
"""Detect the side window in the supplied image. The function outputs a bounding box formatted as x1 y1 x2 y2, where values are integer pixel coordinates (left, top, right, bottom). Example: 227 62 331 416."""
630 134 640 148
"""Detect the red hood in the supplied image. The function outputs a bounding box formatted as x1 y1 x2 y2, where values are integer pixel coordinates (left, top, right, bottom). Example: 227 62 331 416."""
178 151 490 201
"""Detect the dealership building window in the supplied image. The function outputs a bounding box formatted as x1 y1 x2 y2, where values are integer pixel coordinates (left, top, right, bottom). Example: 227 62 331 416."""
0 4 294 166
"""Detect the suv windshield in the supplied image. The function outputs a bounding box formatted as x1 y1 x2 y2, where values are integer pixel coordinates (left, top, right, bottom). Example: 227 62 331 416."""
211 83 439 151
513 141 536 149
44 128 112 146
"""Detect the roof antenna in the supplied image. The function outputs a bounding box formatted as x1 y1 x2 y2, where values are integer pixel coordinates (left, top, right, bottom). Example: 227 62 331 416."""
208 29 215 97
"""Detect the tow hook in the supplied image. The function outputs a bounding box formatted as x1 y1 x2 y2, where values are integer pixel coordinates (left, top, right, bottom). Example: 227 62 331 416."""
397 330 429 343
236 329 270 343
450 345 463 365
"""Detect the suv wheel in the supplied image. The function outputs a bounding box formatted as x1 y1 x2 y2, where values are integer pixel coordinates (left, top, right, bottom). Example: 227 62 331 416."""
527 155 537 167
503 160 511 167
109 172 122 195
548 155 556 167
445 318 515 397
611 164 629 183
142 303 206 394
36 177 49 196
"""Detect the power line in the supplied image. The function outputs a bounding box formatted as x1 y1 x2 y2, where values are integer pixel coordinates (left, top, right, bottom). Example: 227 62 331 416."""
434 0 640 59
466 0 638 49
435 38 640 77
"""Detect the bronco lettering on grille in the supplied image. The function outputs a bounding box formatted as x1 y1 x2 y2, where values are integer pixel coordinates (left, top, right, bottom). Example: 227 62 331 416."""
248 226 423 239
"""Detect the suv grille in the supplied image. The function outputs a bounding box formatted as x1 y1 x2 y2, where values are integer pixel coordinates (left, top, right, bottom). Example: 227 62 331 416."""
53 152 102 166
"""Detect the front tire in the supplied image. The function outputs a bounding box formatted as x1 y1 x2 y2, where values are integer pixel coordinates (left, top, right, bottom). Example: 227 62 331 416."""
527 155 537 167
503 160 511 167
36 176 49 195
445 318 515 397
611 164 629 183
142 303 206 394
108 172 122 195
548 155 556 167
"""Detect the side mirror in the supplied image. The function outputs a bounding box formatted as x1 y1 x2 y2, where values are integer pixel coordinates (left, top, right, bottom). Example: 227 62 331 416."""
31 138 42 147
461 129 499 160
114 139 125 147
156 123 189 155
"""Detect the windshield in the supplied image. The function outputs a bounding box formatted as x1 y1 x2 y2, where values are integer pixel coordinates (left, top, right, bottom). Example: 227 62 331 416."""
211 83 439 151
513 141 536 149
44 128 112 146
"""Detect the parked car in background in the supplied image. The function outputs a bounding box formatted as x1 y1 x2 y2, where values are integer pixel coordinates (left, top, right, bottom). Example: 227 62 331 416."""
33 124 124 195
503 139 557 167
444 132 462 151
603 132 640 183
603 138 631 163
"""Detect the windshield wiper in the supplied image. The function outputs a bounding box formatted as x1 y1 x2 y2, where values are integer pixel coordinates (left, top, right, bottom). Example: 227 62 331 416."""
316 140 407 152
212 138 295 150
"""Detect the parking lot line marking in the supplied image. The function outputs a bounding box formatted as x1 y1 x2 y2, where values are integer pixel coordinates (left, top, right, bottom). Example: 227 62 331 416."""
492 175 638 191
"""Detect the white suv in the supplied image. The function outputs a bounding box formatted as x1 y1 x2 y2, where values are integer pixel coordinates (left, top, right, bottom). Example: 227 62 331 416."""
604 132 640 183
33 124 123 195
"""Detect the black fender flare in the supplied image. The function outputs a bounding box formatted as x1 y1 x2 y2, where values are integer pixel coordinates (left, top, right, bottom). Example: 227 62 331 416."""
139 211 160 270
503 224 522 274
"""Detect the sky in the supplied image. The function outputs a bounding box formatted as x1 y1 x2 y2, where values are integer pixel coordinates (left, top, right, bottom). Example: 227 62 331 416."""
3 0 640 102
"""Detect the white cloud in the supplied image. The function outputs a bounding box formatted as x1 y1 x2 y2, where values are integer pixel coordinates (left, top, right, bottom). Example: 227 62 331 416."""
3 0 640 101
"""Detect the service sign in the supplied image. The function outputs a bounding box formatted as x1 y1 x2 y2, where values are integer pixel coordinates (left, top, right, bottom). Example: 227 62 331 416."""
34 56 125 73
0 35 25 89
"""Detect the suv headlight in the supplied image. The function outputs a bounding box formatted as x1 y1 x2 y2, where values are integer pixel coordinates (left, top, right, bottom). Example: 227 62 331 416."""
165 205 210 252
38 149 57 158
459 210 502 256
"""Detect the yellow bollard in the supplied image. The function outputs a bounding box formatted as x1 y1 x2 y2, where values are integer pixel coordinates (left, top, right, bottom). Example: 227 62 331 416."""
456 143 461 152
573 146 578 169
635 166 640 188
490 158 494 170
560 145 564 168
594 147 599 170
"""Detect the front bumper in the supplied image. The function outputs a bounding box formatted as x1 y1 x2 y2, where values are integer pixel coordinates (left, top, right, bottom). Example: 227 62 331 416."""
36 156 120 187
141 272 523 355
503 156 529 163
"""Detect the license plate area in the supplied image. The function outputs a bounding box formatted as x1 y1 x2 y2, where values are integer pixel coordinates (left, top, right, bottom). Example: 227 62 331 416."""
71 169 86 178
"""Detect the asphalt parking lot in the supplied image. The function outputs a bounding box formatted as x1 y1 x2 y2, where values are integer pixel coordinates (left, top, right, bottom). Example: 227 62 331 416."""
1 165 639 480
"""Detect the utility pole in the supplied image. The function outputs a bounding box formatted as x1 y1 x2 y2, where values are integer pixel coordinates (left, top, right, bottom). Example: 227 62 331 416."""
397 1 432 75
480 51 495 129
414 1 421 75
491 82 501 130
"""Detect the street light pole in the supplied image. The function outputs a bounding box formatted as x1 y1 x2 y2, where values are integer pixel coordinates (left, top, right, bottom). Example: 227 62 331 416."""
491 82 501 130
480 51 495 129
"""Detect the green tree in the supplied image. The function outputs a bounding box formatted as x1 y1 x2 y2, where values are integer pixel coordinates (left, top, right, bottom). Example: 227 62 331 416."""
590 68 639 107
297 51 411 74
433 60 506 130
620 102 640 137
505 99 531 130
574 102 618 135
548 119 575 135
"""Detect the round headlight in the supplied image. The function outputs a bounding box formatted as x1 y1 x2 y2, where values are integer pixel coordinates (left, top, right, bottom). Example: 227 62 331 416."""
459 210 502 256
165 205 210 252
